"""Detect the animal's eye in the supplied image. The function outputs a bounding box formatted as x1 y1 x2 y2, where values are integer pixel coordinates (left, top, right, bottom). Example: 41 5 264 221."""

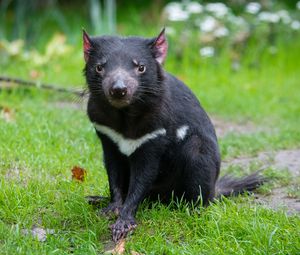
96 64 104 74
137 64 146 73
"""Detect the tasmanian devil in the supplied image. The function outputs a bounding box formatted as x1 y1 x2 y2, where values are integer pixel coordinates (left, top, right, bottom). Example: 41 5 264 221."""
83 29 264 242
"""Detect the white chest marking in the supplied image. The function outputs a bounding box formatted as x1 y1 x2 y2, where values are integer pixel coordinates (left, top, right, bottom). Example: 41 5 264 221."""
93 123 166 156
176 125 189 140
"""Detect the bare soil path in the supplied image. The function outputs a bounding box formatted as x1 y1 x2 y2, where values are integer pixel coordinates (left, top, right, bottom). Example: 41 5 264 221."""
211 117 300 214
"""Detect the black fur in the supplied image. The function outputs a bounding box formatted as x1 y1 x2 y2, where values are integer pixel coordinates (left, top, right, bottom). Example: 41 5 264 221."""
83 30 264 242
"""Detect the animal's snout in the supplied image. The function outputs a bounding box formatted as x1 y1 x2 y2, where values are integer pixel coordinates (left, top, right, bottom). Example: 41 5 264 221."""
109 80 127 99
103 71 138 108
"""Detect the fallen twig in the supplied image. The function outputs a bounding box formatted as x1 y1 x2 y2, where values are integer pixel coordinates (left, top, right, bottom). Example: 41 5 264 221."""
0 76 85 97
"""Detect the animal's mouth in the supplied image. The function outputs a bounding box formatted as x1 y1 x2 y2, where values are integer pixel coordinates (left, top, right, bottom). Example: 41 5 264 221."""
108 98 131 108
104 81 137 109
106 85 136 108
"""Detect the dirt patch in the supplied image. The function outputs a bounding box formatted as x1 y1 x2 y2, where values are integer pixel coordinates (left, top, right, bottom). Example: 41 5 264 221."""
21 226 55 242
274 150 300 177
255 188 300 215
223 149 300 177
223 149 300 214
5 166 21 181
211 116 261 138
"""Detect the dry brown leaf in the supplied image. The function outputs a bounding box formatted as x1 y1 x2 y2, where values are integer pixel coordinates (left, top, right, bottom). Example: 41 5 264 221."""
29 69 41 79
0 107 15 122
71 166 87 182
104 239 126 255
114 239 126 255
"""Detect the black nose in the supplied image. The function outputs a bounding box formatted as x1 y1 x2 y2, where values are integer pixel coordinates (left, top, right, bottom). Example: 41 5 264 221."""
109 80 127 99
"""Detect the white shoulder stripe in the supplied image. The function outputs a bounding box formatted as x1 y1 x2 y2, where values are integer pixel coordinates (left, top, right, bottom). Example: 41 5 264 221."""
176 125 189 140
93 123 166 156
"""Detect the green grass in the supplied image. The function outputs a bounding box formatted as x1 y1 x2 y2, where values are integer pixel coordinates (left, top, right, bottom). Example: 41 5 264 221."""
1 7 300 255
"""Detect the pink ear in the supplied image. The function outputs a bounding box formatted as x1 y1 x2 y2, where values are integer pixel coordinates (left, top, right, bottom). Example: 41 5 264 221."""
83 29 91 62
152 28 168 64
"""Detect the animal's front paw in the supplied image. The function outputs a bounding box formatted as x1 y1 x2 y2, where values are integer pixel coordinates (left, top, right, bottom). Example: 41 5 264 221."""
110 218 137 242
100 202 122 217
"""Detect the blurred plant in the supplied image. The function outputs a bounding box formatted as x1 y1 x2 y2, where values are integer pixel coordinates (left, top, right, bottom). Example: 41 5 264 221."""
0 0 116 48
162 1 300 70
89 0 116 35
0 33 72 67
0 0 70 45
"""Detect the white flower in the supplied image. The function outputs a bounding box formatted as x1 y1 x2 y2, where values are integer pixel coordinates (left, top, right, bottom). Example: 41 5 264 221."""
199 46 215 57
214 26 229 37
258 12 280 23
228 15 248 27
206 3 229 18
245 2 261 14
199 16 218 32
297 1 300 10
165 26 176 36
277 10 291 24
164 2 189 21
186 2 203 14
164 2 182 13
291 20 300 30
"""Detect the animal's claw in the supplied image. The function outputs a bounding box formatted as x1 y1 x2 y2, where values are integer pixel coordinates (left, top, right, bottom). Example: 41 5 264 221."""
110 218 137 242
99 202 122 218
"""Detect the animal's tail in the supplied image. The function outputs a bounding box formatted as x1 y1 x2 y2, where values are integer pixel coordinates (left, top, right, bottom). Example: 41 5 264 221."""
216 171 266 198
